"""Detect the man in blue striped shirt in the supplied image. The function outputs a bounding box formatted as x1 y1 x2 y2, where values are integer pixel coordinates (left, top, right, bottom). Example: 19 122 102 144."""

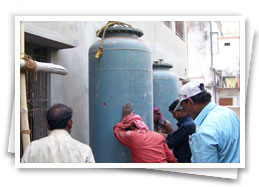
175 81 240 163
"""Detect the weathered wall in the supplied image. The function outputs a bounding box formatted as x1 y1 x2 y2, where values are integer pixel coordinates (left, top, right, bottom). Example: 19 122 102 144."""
217 88 240 106
186 21 215 100
214 38 240 76
50 22 106 144
128 21 188 79
186 21 213 84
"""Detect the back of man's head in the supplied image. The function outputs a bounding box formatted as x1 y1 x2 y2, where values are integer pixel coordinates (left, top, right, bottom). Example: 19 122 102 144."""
47 104 73 130
169 99 180 112
179 82 212 105
190 83 212 104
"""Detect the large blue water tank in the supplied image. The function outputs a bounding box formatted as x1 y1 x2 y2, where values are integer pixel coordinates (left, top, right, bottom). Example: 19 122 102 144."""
88 26 153 163
153 60 179 131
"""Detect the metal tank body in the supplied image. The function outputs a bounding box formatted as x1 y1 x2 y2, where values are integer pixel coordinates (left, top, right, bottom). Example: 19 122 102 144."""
153 61 179 131
88 26 153 163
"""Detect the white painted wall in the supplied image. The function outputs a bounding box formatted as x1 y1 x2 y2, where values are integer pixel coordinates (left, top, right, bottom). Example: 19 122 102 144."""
126 21 188 78
212 21 240 106
211 21 240 76
186 21 215 101
213 38 240 76
186 22 213 83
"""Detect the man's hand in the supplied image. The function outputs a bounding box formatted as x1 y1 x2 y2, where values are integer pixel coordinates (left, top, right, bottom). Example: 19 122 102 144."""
121 102 134 121
160 133 168 139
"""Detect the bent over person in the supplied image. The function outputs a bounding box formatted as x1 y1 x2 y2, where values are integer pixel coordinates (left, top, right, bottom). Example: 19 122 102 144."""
21 104 95 163
114 102 177 163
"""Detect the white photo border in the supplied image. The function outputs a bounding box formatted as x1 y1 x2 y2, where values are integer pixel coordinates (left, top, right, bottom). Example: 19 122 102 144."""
15 16 245 169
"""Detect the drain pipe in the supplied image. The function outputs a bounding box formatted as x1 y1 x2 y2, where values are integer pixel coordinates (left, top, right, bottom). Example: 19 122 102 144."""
210 21 217 103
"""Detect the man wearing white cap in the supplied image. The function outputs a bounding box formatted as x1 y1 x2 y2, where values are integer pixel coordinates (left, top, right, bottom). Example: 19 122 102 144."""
177 81 240 163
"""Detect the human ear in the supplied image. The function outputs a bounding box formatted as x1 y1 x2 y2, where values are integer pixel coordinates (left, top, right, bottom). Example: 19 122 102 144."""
68 120 73 129
188 98 194 106
46 123 51 130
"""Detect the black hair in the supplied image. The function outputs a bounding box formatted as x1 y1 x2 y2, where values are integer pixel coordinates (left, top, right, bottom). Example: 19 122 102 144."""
190 83 212 104
47 104 73 130
168 99 180 112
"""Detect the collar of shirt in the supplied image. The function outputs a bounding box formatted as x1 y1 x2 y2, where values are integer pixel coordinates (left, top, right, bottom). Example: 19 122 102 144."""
49 129 71 137
194 101 217 127
177 114 189 128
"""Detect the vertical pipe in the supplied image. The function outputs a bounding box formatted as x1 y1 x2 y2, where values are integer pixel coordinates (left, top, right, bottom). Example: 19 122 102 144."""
20 21 31 153
210 21 217 103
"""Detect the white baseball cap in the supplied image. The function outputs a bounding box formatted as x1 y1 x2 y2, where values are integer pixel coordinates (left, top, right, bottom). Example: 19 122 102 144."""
173 102 184 112
175 81 205 110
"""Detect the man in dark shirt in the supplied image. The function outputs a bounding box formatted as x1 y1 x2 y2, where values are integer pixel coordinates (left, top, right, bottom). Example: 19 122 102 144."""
162 99 196 163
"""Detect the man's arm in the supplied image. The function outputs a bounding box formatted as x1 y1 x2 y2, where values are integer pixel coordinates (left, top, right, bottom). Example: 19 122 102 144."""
113 122 131 146
167 124 195 150
85 147 96 163
163 120 174 134
189 131 219 163
164 141 177 163
114 102 135 146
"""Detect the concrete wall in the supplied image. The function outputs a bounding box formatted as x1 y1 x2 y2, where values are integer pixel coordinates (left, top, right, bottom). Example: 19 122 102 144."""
213 37 240 76
121 21 188 78
50 22 106 144
138 21 188 79
24 21 187 144
186 22 213 83
217 88 240 106
211 21 240 105
211 21 240 77
186 21 215 99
